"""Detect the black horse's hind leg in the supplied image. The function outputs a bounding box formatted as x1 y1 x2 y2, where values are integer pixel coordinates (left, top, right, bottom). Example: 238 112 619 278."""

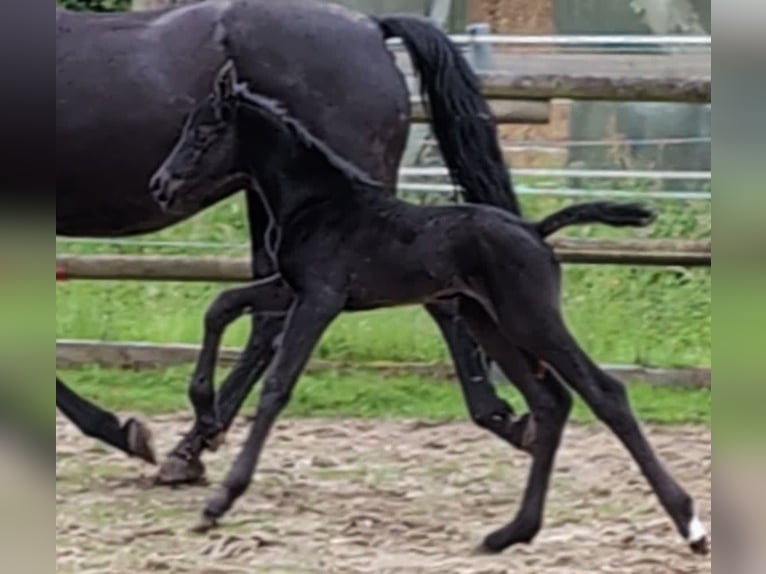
56 377 156 464
196 293 343 530
533 327 709 554
494 280 709 555
157 278 293 485
425 302 535 453
458 299 571 552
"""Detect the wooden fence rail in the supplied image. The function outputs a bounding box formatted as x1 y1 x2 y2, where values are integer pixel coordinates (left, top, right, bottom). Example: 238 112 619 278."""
396 52 711 104
477 69 710 104
56 339 711 390
55 239 710 283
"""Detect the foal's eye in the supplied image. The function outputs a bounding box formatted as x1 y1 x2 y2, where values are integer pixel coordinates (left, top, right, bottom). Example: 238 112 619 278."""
194 126 216 144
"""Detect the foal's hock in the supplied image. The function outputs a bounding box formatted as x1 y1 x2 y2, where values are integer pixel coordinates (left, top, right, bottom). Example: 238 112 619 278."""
150 62 708 556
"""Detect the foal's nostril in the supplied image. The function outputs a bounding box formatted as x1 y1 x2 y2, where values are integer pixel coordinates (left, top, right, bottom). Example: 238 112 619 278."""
155 188 170 208
150 172 174 210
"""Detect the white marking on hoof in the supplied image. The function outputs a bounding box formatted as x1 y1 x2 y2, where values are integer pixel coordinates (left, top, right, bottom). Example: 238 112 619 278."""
687 515 707 544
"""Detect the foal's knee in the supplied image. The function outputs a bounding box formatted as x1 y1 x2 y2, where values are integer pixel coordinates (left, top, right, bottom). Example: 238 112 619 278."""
204 292 243 334
189 373 214 406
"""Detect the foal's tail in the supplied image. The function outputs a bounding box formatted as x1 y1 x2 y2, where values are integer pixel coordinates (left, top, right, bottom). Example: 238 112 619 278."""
535 202 657 238
375 15 520 215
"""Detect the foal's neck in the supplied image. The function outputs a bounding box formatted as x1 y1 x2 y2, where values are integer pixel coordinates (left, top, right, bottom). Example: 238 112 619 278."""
237 97 386 225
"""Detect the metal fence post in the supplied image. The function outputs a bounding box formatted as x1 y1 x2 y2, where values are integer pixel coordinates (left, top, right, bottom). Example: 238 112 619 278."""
401 0 454 169
465 22 495 71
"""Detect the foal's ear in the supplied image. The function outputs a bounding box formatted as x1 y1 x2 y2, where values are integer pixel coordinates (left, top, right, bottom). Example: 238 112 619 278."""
213 60 238 106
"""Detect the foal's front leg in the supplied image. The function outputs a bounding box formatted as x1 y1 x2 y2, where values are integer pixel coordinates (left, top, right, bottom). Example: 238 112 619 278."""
195 292 343 531
157 313 287 485
186 275 294 450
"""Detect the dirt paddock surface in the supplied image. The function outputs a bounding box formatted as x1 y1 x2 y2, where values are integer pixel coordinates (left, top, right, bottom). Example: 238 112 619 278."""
57 414 711 573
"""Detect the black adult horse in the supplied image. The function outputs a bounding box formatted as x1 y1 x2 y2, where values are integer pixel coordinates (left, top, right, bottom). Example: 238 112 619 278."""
56 1 522 482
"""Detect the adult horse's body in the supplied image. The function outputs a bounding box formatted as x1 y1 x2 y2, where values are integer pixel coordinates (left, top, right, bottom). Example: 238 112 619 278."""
56 1 521 480
57 0 407 236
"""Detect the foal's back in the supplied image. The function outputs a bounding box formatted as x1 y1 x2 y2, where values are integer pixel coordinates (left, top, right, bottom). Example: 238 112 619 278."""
315 196 549 311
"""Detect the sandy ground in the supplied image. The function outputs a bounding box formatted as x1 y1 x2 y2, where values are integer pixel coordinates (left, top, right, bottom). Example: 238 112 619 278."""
57 414 711 574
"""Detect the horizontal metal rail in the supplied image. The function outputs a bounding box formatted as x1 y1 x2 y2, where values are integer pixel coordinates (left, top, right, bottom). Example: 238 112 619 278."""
388 34 711 47
400 167 711 180
398 183 711 201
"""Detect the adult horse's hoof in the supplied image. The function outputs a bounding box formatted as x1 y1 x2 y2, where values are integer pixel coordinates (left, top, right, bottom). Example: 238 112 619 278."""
125 418 157 465
155 454 207 485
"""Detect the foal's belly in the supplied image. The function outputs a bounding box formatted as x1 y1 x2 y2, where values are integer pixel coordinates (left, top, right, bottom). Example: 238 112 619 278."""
343 264 460 311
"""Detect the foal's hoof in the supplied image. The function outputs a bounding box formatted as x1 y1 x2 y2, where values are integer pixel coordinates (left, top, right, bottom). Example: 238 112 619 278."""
690 536 710 556
204 431 227 452
471 541 502 556
191 514 219 534
155 454 207 486
687 515 710 555
125 418 157 465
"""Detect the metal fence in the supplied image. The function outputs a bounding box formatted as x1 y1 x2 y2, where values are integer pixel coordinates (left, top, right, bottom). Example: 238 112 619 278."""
56 31 711 384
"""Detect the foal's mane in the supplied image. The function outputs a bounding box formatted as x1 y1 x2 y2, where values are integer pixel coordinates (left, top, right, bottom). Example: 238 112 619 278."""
234 85 385 192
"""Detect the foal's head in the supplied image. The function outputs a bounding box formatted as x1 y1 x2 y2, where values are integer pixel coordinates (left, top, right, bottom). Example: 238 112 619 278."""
151 60 384 213
150 61 243 212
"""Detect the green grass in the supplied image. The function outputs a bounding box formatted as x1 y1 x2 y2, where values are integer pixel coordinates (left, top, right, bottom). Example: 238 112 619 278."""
59 365 711 425
57 191 710 427
56 193 711 369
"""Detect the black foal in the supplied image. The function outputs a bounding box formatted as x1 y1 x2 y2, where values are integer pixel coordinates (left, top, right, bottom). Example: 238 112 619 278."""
149 62 708 555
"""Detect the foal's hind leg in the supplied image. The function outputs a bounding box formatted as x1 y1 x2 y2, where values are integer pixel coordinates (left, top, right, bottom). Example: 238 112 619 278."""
426 302 535 453
459 299 572 552
511 306 709 555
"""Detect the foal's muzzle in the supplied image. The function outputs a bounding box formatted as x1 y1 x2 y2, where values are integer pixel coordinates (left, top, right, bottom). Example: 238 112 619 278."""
149 170 181 212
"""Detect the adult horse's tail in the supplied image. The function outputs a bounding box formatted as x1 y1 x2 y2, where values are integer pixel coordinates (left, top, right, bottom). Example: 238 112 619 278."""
376 15 520 215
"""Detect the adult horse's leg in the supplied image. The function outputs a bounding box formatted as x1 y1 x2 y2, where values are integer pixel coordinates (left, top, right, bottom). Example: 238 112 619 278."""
379 17 538 452
56 377 156 464
425 302 536 453
458 299 572 551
